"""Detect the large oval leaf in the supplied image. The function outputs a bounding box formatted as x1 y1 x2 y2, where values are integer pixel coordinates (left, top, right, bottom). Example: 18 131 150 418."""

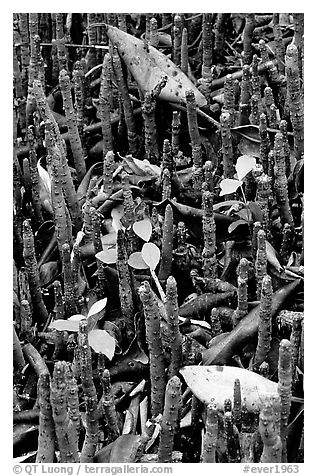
128 251 149 270
219 179 243 196
141 242 161 270
105 25 207 106
133 219 152 242
88 329 116 360
235 155 257 181
180 365 278 412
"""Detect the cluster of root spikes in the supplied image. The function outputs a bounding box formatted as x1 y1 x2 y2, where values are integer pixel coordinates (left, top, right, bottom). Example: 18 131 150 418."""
13 13 304 464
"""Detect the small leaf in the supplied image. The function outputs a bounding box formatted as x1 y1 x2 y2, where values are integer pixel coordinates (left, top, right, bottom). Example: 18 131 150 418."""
228 219 248 234
37 158 51 194
68 314 85 321
74 230 85 246
219 179 243 196
145 422 161 452
88 329 116 360
71 231 86 261
266 241 284 273
37 159 53 214
111 205 124 232
96 247 117 264
133 219 152 242
87 297 108 318
128 251 149 270
141 242 161 270
235 155 257 181
49 319 81 332
102 231 117 246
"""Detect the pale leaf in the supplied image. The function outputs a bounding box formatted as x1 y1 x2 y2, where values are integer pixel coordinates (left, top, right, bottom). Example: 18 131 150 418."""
96 247 117 264
219 179 243 196
87 297 108 318
133 219 152 242
228 219 248 233
266 241 284 273
141 242 161 270
123 156 161 179
37 158 51 194
68 314 85 321
75 230 85 246
145 422 161 452
88 329 116 360
71 231 86 261
180 365 278 412
235 155 257 181
49 319 81 333
37 159 53 213
101 231 118 246
111 205 124 232
128 251 149 270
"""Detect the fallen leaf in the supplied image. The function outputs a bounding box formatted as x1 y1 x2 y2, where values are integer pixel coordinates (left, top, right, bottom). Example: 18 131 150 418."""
248 201 264 223
133 219 152 242
39 261 59 287
105 25 207 106
88 329 116 360
141 243 161 270
219 178 243 196
145 422 161 452
238 137 261 158
123 156 161 179
231 125 261 143
180 365 279 411
235 155 257 181
213 200 245 212
128 251 149 270
228 219 248 234
235 208 252 222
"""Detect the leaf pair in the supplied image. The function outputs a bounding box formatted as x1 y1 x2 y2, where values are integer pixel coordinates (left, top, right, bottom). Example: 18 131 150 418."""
49 297 116 360
127 219 161 271
219 155 256 196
